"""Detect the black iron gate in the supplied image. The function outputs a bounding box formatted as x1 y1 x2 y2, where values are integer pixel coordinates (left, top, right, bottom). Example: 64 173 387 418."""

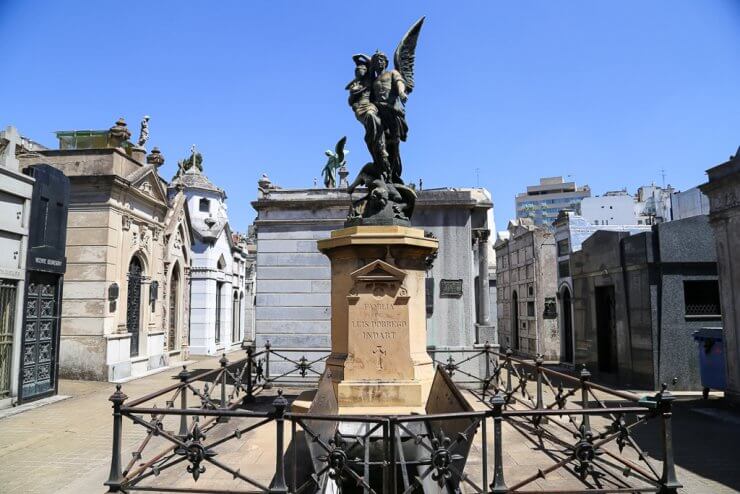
0 281 17 399
127 258 143 358
20 273 60 401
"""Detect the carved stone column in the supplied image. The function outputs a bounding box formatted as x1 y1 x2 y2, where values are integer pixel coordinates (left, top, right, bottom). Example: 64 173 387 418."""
474 228 496 345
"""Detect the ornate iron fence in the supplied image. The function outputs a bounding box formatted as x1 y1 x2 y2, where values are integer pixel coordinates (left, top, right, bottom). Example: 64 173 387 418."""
104 344 681 493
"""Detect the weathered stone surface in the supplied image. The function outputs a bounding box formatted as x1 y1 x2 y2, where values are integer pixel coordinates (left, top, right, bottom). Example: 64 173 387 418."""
257 266 331 280
256 293 330 307
256 306 331 321
317 226 438 411
256 320 330 334
19 142 193 382
700 152 740 402
252 186 496 354
59 336 107 380
257 253 328 267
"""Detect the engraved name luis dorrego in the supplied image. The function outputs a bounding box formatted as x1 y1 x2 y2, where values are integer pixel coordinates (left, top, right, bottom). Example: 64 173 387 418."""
352 302 407 333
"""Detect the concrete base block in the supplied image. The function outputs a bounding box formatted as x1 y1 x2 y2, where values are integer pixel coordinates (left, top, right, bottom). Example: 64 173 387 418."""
108 361 132 381
337 380 428 408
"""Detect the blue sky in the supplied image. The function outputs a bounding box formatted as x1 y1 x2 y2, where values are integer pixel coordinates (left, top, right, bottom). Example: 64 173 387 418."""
2 1 739 232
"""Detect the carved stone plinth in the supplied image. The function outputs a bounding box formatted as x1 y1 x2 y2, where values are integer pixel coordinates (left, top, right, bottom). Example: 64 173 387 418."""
317 225 438 413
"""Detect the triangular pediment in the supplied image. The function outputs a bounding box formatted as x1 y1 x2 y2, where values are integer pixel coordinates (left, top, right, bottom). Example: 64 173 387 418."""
128 165 168 204
350 259 406 282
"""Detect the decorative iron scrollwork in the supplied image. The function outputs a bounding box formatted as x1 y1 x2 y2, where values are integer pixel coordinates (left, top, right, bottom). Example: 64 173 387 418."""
429 431 463 487
572 423 602 480
180 423 216 482
318 432 348 482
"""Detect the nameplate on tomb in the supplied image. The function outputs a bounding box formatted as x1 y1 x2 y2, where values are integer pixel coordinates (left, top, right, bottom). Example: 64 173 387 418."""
440 279 463 298
346 259 413 381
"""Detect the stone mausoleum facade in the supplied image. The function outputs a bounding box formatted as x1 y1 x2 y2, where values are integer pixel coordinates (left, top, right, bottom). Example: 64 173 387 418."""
570 216 719 390
19 119 193 381
553 211 650 365
251 177 496 359
495 219 559 360
171 156 251 355
0 126 37 407
700 149 740 402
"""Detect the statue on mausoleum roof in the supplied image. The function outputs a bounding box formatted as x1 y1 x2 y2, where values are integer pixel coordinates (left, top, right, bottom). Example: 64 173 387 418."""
322 136 347 188
137 115 150 148
345 17 424 226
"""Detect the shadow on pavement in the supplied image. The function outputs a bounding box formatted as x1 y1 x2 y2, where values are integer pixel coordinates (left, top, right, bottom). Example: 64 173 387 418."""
630 397 740 492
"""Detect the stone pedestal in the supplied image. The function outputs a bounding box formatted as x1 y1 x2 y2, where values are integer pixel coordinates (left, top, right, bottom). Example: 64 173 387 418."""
317 225 438 413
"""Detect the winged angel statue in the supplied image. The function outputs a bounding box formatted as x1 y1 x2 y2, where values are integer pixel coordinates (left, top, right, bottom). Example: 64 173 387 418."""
322 136 347 188
345 17 424 225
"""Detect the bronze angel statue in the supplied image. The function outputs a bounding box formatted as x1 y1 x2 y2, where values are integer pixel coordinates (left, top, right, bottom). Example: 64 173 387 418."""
345 17 424 226
322 136 347 188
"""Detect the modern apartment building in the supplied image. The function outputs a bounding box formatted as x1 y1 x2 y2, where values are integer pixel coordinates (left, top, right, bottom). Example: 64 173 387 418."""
515 176 591 228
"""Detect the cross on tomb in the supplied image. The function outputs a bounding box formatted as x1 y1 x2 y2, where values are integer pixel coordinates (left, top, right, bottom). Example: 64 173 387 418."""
0 125 22 170
373 345 387 371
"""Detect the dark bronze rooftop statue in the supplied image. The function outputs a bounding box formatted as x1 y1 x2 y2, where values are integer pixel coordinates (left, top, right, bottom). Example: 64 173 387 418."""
322 136 347 188
346 17 424 226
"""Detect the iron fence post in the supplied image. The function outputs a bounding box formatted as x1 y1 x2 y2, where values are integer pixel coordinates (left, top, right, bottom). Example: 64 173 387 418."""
580 365 591 433
382 421 390 494
490 393 507 493
481 409 489 490
244 344 255 403
264 340 273 389
389 417 398 494
505 348 513 395
270 389 288 492
658 386 681 493
484 341 491 395
535 354 544 410
218 353 229 423
177 366 190 439
104 384 128 492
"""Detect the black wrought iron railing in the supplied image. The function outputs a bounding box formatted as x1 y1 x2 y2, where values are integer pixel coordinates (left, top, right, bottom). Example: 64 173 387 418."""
104 344 681 493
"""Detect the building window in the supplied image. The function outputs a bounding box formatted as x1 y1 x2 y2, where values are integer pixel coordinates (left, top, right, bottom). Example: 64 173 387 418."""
557 239 569 257
199 198 210 212
527 301 535 317
558 260 570 278
215 281 223 343
684 280 721 319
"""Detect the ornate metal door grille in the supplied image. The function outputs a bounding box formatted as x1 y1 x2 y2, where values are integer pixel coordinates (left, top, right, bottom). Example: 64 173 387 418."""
127 258 143 358
168 270 179 351
20 274 58 401
232 291 239 343
215 282 222 344
0 281 17 399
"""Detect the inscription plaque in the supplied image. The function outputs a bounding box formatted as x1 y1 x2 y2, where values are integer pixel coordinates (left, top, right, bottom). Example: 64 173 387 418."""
439 279 463 298
543 297 557 319
345 260 414 381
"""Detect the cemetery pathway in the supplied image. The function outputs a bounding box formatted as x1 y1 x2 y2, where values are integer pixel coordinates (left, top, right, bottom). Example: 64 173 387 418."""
0 352 738 493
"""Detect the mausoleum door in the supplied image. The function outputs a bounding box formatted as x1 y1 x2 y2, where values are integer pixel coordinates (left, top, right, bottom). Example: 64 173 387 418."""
232 291 239 344
0 281 17 399
168 269 179 351
127 257 144 358
19 272 61 402
562 288 574 363
512 291 519 350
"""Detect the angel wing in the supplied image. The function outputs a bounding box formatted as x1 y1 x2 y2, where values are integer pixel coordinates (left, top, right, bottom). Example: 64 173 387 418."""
335 136 347 163
393 17 425 94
